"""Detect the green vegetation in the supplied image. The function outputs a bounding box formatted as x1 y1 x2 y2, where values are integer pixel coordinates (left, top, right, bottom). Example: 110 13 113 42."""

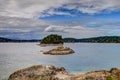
1 36 120 43
40 34 63 44
63 36 120 43
0 37 40 42
106 75 114 80
63 38 76 43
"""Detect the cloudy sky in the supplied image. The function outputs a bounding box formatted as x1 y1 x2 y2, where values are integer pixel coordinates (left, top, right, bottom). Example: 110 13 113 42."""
0 0 120 39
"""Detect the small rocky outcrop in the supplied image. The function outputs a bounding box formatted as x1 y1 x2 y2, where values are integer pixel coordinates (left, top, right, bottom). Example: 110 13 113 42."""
43 46 74 55
8 65 69 80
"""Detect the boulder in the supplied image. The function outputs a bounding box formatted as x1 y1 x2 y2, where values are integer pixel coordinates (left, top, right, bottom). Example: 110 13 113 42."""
8 65 69 80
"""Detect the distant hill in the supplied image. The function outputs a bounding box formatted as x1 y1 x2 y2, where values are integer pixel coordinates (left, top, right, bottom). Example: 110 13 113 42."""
63 36 120 43
0 36 120 43
0 37 40 42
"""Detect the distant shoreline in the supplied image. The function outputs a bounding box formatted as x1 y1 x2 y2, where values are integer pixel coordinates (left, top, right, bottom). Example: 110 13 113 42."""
1 42 120 44
0 36 120 43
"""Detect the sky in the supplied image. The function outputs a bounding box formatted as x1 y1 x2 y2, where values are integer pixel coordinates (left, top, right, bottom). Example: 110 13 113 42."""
0 0 120 39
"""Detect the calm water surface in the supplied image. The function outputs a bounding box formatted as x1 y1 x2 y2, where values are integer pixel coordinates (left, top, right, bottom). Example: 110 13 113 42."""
0 43 120 80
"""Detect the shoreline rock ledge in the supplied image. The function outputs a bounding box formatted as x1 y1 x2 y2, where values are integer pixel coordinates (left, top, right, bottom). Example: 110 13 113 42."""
43 46 75 55
8 65 120 80
8 65 69 80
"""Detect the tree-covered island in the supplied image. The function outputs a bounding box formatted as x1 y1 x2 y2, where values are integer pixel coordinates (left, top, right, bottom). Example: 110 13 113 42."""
40 34 63 46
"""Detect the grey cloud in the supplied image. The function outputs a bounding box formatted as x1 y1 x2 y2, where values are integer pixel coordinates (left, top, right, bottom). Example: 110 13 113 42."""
0 16 106 39
0 0 120 18
64 0 120 14
0 16 49 33
44 25 104 37
0 0 69 18
0 16 48 27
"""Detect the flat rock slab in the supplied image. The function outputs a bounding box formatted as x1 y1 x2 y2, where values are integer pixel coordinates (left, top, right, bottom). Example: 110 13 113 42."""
43 46 75 55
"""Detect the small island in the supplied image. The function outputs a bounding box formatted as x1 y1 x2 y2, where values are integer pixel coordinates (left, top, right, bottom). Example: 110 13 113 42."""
40 34 63 46
43 46 74 55
40 34 74 55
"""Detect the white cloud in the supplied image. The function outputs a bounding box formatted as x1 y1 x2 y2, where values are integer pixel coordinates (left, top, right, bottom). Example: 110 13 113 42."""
44 25 66 32
0 16 48 27
0 0 120 18
0 0 70 18
0 0 119 39
64 0 120 14
45 25 98 33
0 16 49 33
44 25 105 38
0 16 105 38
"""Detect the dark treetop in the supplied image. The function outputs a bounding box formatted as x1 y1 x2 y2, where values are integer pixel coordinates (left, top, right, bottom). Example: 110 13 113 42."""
40 34 63 44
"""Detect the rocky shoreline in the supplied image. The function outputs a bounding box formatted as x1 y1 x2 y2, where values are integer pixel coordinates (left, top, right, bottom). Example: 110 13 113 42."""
43 46 75 55
8 65 120 80
8 65 69 80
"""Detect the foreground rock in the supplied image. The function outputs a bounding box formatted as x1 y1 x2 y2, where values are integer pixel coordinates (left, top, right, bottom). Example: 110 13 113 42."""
8 65 69 80
43 46 74 55
71 68 120 80
9 65 120 80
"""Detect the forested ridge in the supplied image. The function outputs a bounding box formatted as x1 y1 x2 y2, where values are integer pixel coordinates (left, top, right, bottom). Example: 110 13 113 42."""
0 36 120 43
